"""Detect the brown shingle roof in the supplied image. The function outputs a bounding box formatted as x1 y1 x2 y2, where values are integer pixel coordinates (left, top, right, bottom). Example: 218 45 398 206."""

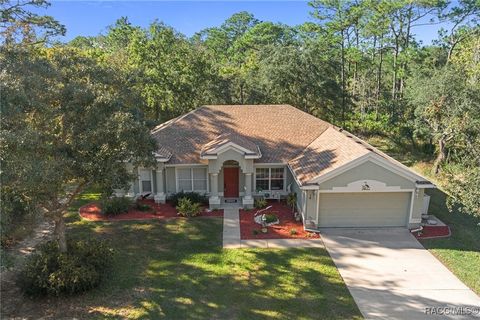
151 104 430 185
201 132 261 157
151 105 331 164
288 127 370 184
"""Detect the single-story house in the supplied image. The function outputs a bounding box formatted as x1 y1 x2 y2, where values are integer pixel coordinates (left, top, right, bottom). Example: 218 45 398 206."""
115 104 434 229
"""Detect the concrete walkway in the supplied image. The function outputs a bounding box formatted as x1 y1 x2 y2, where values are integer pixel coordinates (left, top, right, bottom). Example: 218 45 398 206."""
223 208 242 248
222 208 323 249
321 228 480 320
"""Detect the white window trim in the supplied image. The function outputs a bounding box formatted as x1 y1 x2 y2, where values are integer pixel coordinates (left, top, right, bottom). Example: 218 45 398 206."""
254 167 286 193
175 167 208 193
139 168 153 194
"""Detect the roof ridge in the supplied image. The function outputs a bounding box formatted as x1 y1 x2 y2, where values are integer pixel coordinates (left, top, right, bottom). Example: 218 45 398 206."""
151 106 205 134
331 126 431 182
288 123 335 163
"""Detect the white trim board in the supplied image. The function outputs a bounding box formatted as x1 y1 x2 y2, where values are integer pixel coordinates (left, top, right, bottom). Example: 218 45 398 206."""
309 153 426 185
318 180 410 193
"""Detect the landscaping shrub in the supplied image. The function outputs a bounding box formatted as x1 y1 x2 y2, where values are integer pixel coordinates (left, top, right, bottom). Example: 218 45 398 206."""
169 191 208 206
290 228 298 236
101 197 131 215
254 198 267 209
19 239 113 296
287 192 297 212
135 201 152 212
264 213 278 224
1 187 38 247
176 197 202 217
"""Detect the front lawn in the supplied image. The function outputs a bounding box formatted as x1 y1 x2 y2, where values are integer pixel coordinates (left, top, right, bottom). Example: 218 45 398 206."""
5 192 361 319
421 189 480 295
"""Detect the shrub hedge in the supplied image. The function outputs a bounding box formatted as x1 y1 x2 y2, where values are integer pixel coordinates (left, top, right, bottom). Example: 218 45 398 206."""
176 197 202 217
19 239 113 296
101 197 131 215
169 191 208 206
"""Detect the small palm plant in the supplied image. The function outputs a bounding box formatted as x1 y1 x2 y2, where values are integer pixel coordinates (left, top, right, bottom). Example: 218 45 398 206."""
287 192 297 213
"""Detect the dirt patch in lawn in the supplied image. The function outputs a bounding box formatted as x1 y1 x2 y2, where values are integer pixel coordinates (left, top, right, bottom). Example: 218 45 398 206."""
240 201 319 240
79 200 223 221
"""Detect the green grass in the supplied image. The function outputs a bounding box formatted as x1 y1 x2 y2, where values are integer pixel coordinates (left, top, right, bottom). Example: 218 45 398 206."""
421 189 480 295
12 191 361 319
366 135 480 296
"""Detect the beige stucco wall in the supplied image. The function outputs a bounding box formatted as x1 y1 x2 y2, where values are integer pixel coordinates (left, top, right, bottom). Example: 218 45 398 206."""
208 149 254 174
165 167 176 194
319 160 415 190
411 188 424 222
304 190 318 223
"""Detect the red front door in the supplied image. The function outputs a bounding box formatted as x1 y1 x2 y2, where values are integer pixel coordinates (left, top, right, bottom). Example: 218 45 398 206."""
224 167 239 198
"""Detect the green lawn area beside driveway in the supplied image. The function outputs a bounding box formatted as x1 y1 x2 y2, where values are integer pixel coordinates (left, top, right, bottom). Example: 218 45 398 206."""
421 189 480 295
366 135 480 296
9 192 362 319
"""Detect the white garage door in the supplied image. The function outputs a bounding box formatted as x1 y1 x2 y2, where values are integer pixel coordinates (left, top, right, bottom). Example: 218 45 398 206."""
318 192 410 227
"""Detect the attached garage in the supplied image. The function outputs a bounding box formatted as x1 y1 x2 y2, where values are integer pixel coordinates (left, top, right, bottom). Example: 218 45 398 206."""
317 192 411 228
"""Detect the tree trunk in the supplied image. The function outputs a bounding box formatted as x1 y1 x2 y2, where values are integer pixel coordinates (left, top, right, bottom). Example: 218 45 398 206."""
432 137 446 175
392 44 398 101
54 214 67 253
376 39 384 121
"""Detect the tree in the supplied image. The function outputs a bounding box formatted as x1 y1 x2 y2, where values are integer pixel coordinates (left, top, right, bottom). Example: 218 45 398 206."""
0 0 65 45
407 66 475 174
0 46 156 252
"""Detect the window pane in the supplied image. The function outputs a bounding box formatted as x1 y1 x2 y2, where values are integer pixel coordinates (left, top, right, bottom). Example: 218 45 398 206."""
178 180 192 191
256 179 269 191
192 168 206 179
256 168 269 179
271 179 284 190
142 181 152 192
177 168 191 180
270 168 284 179
193 179 207 191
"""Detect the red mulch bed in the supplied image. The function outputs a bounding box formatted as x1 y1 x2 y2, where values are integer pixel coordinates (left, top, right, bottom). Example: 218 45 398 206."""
79 199 223 221
240 201 319 240
413 225 451 239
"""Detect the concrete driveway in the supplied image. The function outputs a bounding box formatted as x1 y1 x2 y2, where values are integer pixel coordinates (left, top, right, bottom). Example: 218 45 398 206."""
321 228 480 320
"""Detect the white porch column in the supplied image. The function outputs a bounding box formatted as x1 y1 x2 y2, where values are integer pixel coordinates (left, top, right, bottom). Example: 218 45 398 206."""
125 163 135 198
242 172 254 208
209 173 221 209
154 164 166 203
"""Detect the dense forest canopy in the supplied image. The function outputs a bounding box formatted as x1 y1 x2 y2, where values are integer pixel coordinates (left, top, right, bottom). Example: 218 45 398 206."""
1 0 479 247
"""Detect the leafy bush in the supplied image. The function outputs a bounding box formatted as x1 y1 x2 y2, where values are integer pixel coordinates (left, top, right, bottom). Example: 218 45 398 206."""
290 228 298 236
135 201 152 212
264 213 278 224
176 197 202 217
19 239 113 296
1 187 37 247
169 192 208 206
101 197 131 215
254 198 267 209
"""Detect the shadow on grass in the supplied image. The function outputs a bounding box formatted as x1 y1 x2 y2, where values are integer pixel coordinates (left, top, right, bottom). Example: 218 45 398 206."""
6 191 362 319
421 188 480 295
423 188 480 251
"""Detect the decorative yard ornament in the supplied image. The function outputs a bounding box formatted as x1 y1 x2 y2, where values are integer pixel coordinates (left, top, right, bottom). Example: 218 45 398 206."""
361 181 370 191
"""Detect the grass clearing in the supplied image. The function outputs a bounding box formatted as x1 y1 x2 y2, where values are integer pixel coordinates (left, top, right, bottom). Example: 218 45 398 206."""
4 192 361 319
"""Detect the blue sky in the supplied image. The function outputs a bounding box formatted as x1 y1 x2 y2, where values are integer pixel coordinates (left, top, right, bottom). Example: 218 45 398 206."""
39 1 448 45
